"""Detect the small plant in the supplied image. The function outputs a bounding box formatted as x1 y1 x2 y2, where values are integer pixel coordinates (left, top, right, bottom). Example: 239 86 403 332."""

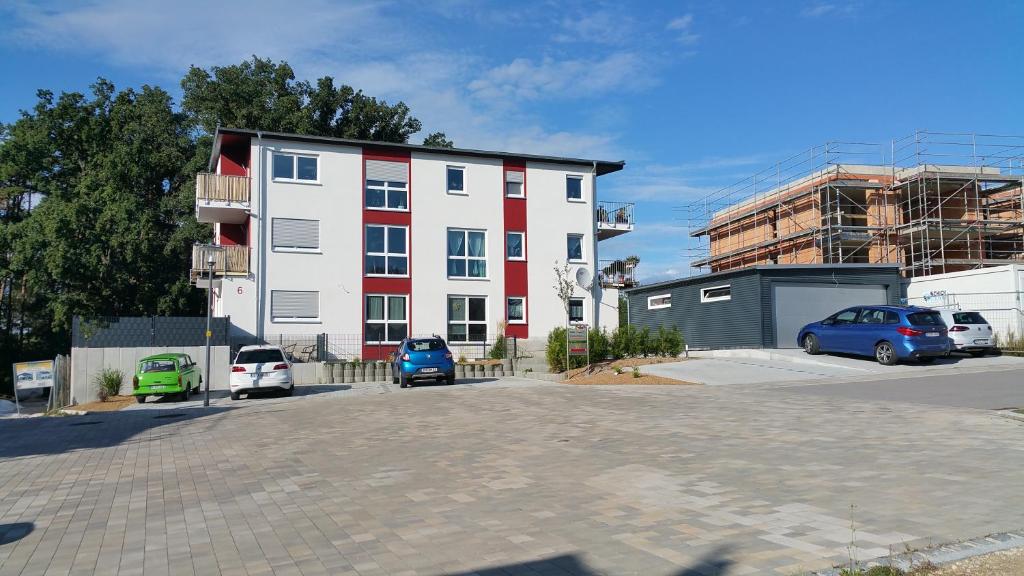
613 366 624 375
632 366 641 378
457 354 467 365
524 368 533 374
93 368 124 402
351 357 362 366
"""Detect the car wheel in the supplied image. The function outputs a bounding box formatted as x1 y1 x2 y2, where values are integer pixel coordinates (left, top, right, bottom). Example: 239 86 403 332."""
182 384 191 402
969 350 986 358
230 391 241 401
446 375 455 385
399 373 409 388
802 334 821 355
283 384 294 397
135 396 146 404
874 341 897 366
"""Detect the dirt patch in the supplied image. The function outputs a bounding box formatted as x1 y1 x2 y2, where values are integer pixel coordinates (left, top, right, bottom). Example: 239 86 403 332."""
913 546 1024 575
608 357 682 369
72 396 138 412
564 358 695 385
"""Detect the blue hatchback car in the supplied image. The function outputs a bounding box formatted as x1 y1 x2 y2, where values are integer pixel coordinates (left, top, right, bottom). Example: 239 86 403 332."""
798 305 950 365
391 337 456 388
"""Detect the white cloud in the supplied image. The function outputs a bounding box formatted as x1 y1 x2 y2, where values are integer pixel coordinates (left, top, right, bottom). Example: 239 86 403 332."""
468 53 656 103
554 9 635 45
800 2 861 18
666 13 699 45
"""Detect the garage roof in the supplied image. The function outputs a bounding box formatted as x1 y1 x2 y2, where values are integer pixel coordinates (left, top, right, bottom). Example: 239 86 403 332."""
627 264 901 294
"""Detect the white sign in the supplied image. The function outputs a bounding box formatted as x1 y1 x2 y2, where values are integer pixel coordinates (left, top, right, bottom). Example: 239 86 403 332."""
13 360 54 391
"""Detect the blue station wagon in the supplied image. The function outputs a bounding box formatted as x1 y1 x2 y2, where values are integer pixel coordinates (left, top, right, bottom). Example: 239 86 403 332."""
798 305 950 365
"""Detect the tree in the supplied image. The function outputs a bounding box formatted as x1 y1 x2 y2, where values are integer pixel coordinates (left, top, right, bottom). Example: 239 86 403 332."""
181 56 422 142
552 261 576 321
422 131 454 148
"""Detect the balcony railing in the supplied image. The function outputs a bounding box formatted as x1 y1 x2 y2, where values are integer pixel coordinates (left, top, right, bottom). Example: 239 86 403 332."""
196 173 250 203
191 244 249 280
599 259 638 288
596 201 634 240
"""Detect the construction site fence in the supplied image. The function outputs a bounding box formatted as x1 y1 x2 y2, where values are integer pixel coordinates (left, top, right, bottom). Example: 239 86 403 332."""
905 290 1024 350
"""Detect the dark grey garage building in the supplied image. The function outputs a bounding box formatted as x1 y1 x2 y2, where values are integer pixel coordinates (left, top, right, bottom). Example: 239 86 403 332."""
625 264 903 349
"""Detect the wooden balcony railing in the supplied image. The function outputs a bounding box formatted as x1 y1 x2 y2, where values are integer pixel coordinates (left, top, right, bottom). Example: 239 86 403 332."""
191 244 249 277
196 173 250 203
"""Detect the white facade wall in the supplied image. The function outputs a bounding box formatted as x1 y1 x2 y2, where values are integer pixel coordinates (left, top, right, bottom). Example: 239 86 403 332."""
906 264 1024 340
212 136 619 354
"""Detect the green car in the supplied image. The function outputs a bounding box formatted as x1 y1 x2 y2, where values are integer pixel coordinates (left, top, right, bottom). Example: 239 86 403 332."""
132 353 201 403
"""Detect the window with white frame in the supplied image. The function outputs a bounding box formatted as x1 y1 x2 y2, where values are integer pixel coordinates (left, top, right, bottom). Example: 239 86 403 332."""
272 153 318 182
568 297 584 323
448 229 487 278
506 231 525 260
272 218 319 252
566 233 585 262
647 294 672 310
271 290 319 322
365 295 407 343
700 285 731 303
566 175 583 201
507 297 526 324
505 170 524 198
447 166 465 195
365 225 408 276
365 159 409 210
448 296 487 342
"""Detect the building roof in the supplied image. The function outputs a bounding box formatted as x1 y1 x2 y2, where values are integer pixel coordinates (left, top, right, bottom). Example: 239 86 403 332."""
625 263 901 293
210 127 626 176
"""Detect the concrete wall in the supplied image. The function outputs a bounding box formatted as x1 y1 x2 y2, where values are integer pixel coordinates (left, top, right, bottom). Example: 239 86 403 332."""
71 346 232 404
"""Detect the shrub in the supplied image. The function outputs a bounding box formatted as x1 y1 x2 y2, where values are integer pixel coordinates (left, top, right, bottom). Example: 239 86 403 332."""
636 327 652 357
611 324 636 359
589 328 611 361
489 334 507 359
632 366 641 378
545 326 588 373
865 566 905 576
94 368 124 402
661 325 684 357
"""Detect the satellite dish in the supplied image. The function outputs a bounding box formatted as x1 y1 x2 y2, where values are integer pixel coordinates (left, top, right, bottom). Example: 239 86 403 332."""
575 267 593 290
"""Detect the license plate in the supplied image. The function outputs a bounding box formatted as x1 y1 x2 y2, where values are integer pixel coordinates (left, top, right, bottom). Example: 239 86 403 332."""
926 332 939 337
974 339 989 345
420 368 438 373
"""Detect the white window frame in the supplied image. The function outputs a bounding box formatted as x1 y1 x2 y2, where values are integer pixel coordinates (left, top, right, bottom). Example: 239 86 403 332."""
364 294 408 344
447 228 488 279
270 290 320 323
271 152 320 184
566 233 585 263
446 165 467 195
647 294 672 310
365 225 409 278
365 180 409 212
566 175 584 202
507 296 526 324
700 284 732 303
506 231 525 261
568 297 585 324
448 295 488 342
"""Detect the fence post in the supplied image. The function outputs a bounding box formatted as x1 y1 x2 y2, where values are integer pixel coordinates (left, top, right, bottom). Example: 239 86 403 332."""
316 333 327 362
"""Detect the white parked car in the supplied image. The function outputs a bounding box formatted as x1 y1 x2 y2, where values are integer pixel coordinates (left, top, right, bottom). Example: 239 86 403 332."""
937 310 994 357
229 345 294 400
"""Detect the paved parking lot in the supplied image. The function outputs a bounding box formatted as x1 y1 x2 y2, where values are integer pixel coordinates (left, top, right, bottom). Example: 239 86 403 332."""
1 375 1023 575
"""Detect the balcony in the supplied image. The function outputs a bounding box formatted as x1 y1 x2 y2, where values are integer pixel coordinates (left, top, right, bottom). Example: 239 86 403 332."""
196 173 250 224
599 259 638 289
191 244 249 287
596 201 634 240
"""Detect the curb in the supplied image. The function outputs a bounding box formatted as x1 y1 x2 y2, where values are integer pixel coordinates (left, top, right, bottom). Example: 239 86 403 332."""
815 530 1024 575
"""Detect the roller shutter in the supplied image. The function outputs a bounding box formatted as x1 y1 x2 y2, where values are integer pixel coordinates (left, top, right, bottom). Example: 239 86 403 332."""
272 218 319 250
271 291 319 320
365 160 407 183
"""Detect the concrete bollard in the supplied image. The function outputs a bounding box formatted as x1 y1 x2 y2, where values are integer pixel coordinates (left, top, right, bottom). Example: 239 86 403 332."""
343 363 355 383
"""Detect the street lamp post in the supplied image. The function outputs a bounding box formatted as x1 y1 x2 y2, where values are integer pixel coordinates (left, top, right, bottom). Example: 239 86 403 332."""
204 253 215 407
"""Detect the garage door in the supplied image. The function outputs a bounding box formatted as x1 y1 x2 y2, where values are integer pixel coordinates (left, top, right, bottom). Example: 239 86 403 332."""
773 283 888 348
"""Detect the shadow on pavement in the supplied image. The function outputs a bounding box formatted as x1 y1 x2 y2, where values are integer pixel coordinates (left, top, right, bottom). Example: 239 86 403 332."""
0 522 33 546
821 351 965 366
443 546 733 575
409 377 499 388
0 406 233 458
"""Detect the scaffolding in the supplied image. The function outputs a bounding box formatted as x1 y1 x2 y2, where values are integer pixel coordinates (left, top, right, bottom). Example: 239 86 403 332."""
686 131 1024 277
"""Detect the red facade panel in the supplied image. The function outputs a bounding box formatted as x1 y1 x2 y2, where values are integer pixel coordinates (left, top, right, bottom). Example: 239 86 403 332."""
503 160 529 339
219 134 250 176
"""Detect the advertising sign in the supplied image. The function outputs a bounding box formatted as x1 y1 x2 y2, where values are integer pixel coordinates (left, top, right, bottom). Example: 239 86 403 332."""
13 360 55 391
567 324 589 358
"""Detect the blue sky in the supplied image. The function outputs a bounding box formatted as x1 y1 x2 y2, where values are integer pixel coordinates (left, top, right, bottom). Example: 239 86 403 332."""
2 0 1022 282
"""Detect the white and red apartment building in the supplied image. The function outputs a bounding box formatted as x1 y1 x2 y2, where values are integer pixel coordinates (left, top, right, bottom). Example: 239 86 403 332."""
193 128 632 360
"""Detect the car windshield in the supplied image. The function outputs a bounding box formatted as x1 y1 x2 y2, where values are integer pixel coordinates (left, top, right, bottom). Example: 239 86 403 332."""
952 312 986 324
235 349 285 364
907 311 945 326
141 360 177 373
409 339 445 352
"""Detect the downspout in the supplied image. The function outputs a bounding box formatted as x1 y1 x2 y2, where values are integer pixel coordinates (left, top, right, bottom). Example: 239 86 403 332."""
256 131 265 340
591 161 600 329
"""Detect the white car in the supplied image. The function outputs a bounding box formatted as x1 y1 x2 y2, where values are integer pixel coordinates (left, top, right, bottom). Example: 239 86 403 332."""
229 345 294 400
937 309 994 357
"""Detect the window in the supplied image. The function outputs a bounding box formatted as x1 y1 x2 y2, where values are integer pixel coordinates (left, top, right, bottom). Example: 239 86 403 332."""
567 234 584 262
448 229 487 278
409 339 445 352
272 153 318 182
566 175 583 201
700 285 731 303
365 225 408 276
506 170 524 198
271 290 319 322
235 349 285 364
952 312 987 324
858 309 893 324
830 309 859 325
507 297 526 324
448 296 487 342
568 298 584 323
365 295 408 343
908 311 944 326
647 294 671 310
272 218 319 251
140 360 176 373
365 160 408 210
506 232 525 260
447 166 465 195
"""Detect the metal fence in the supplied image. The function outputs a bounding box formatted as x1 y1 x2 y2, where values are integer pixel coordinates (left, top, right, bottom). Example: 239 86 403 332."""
906 290 1024 350
230 333 517 363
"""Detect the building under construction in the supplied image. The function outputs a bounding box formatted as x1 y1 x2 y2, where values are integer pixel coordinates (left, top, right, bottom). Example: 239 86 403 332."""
687 131 1024 278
